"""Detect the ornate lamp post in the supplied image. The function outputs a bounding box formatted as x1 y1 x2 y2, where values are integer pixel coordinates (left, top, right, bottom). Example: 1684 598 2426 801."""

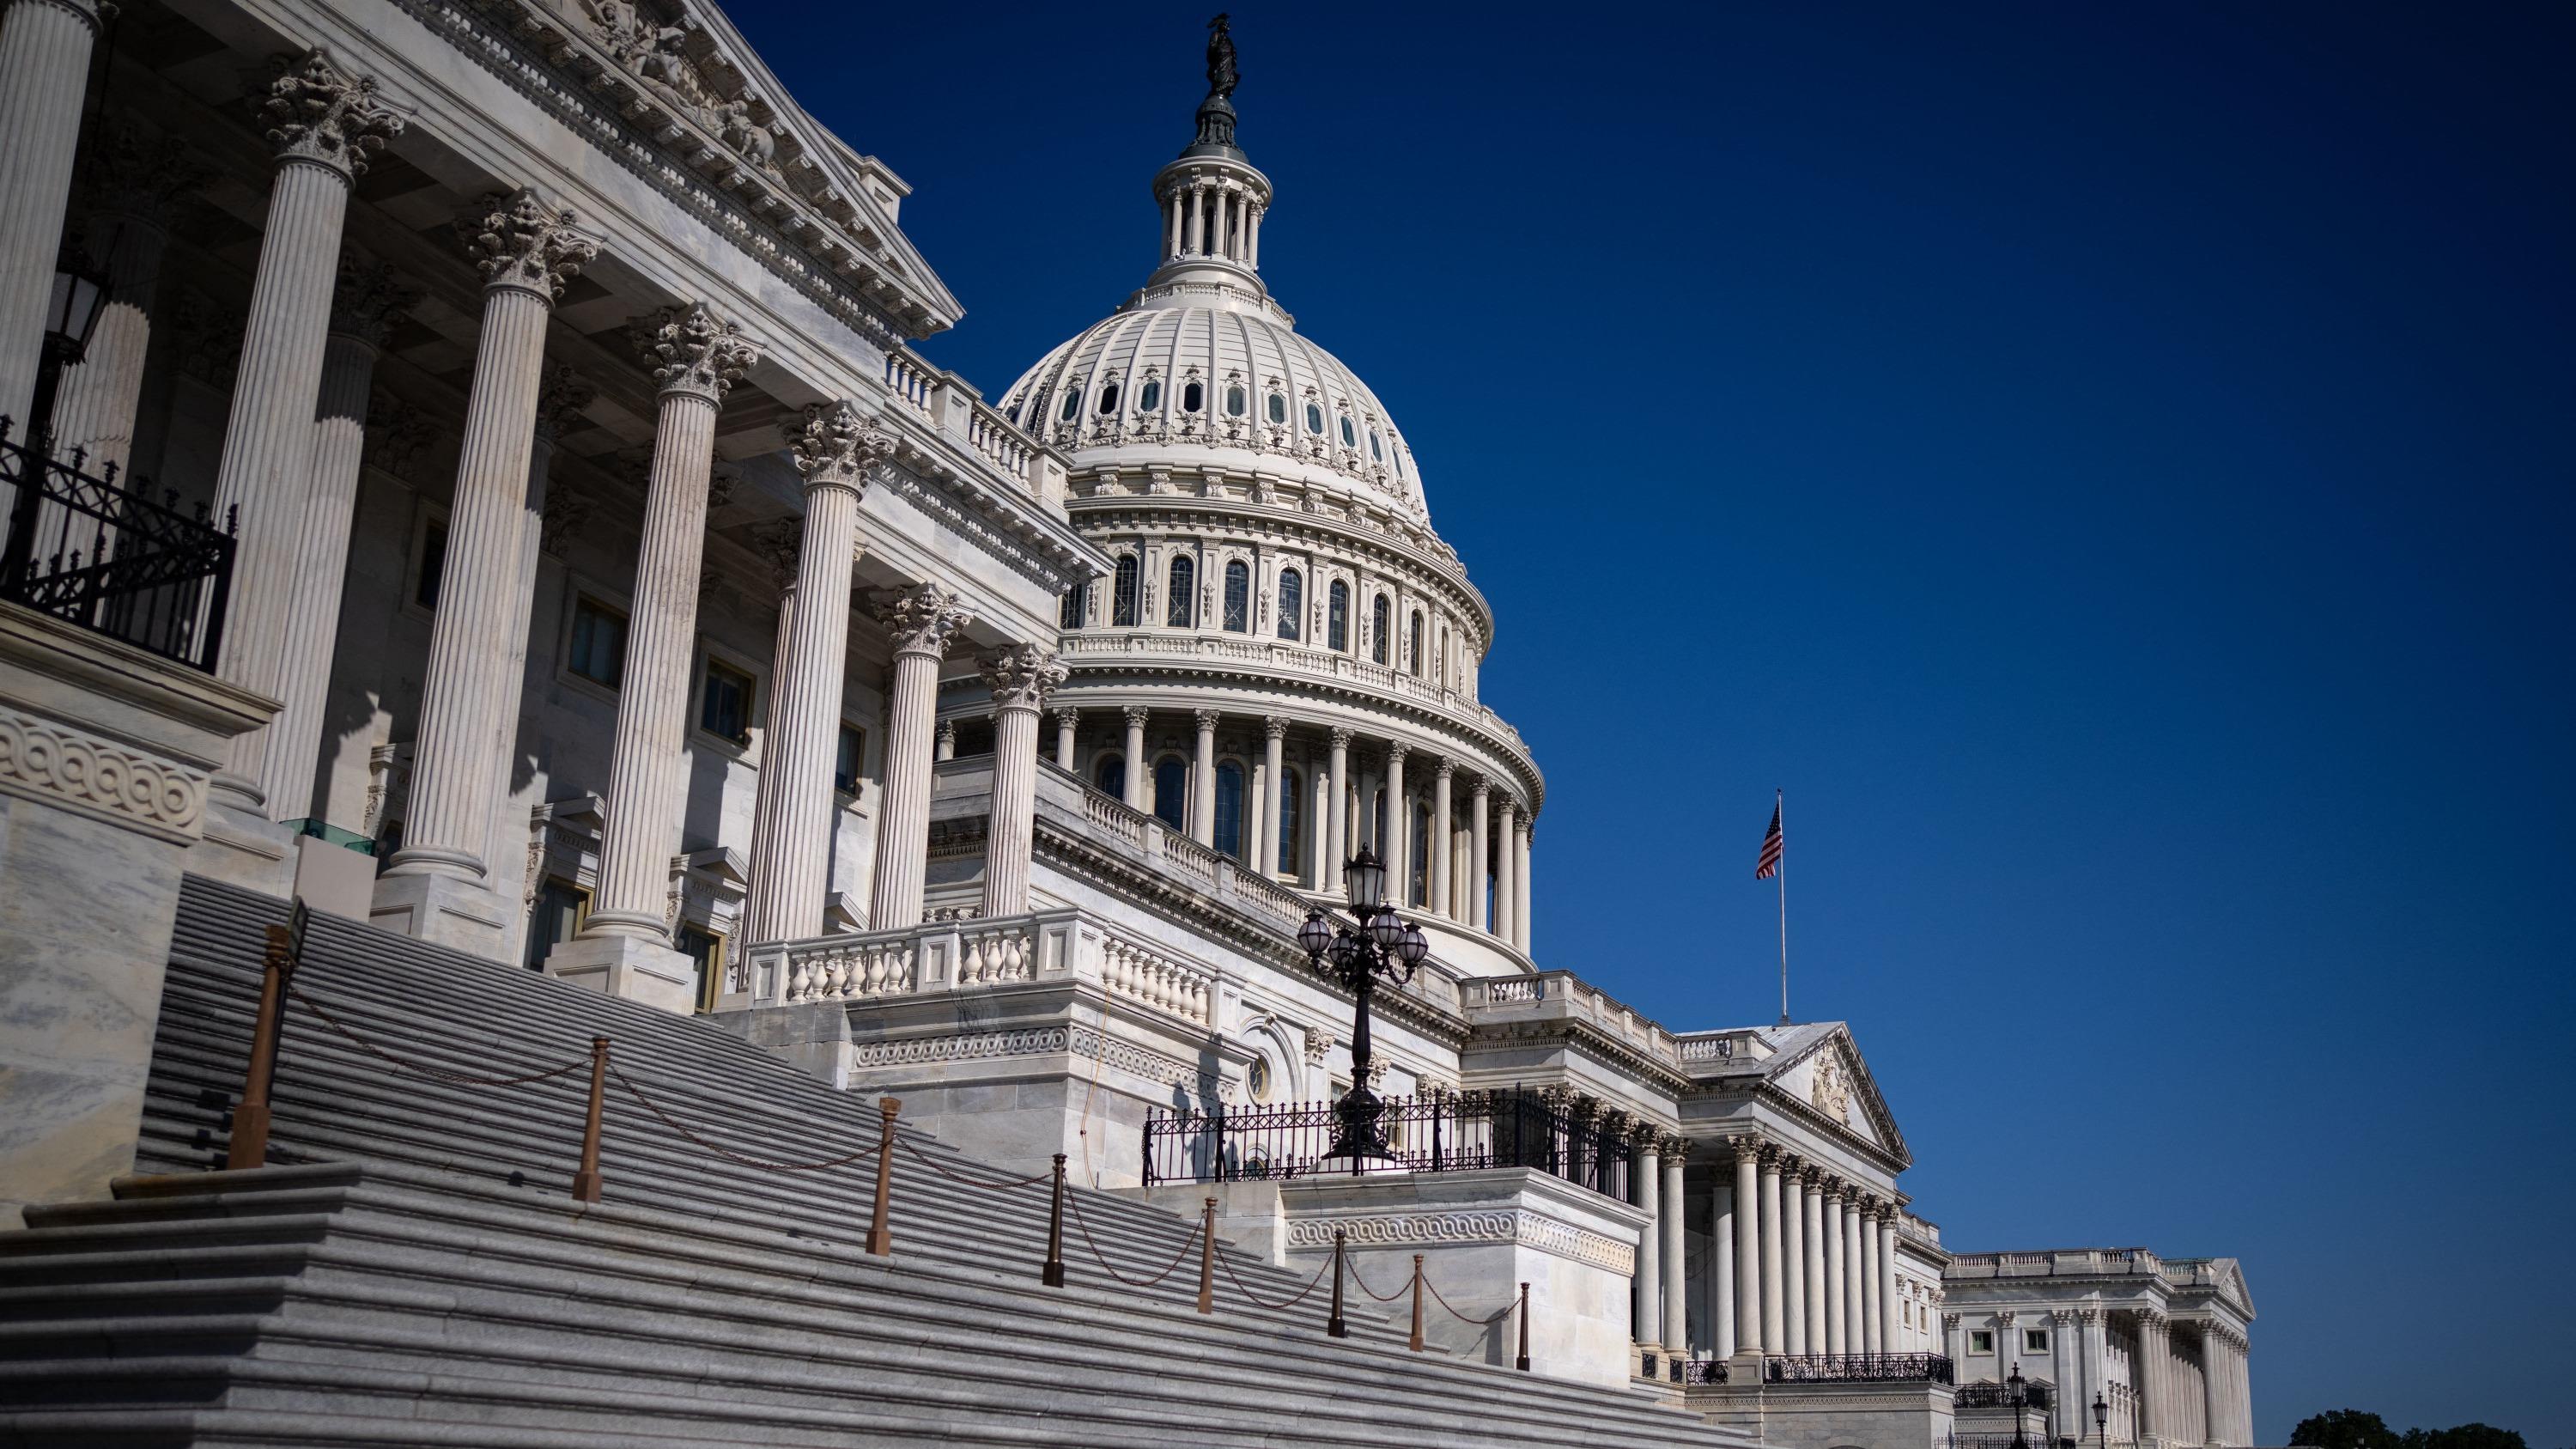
1298 843 1428 1171
2007 1362 2032 1449
26 240 107 451
2093 1391 2110 1449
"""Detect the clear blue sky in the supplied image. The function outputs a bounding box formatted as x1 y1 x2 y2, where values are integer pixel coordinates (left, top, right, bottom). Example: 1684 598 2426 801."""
726 3 2574 1440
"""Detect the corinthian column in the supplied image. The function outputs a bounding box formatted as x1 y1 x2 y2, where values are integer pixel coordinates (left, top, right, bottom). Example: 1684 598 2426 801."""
978 642 1065 917
1261 715 1286 876
1632 1132 1661 1348
212 51 402 813
269 257 417 824
380 192 596 953
49 125 206 472
1859 1197 1883 1353
869 583 973 930
1492 797 1517 946
1802 1169 1828 1353
742 402 886 944
1324 726 1352 890
1661 1141 1688 1351
1782 1160 1808 1355
1731 1139 1763 1359
1844 1196 1867 1356
1822 1184 1847 1353
1879 1211 1902 1355
1382 741 1409 899
1428 758 1453 916
1055 708 1079 770
1759 1146 1786 1353
1514 818 1533 951
1468 777 1490 930
580 305 759 951
1121 705 1148 809
483 367 594 880
0 0 106 432
1190 707 1218 846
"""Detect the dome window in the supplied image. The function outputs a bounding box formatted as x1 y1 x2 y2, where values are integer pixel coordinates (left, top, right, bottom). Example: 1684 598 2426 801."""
1370 594 1390 666
1267 392 1287 425
1059 388 1081 423
1327 581 1349 652
1183 381 1205 413
1167 554 1195 628
1138 378 1162 411
1223 560 1249 632
1278 569 1303 641
1112 555 1139 627
1304 402 1324 435
1097 381 1119 415
1339 416 1356 447
1227 385 1247 417
1369 429 1383 461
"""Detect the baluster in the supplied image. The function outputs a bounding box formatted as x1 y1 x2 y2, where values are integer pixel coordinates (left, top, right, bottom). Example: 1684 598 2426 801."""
786 954 811 1002
896 946 915 991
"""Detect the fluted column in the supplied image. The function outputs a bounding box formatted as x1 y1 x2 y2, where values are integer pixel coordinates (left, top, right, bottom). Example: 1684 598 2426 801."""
1758 1147 1786 1354
1781 1163 1808 1356
1822 1184 1847 1354
1426 758 1454 916
981 643 1066 917
1731 1140 1762 1357
1324 727 1352 889
1709 1169 1735 1356
2136 1311 2167 1443
1632 1132 1661 1348
1468 778 1491 930
1261 716 1287 875
1186 185 1204 255
579 305 760 945
868 583 973 931
1802 1170 1828 1353
1661 1142 1687 1351
1844 1198 1867 1358
2078 1309 2105 1433
2234 1335 2254 1446
1188 707 1218 845
742 402 884 943
1121 706 1148 809
269 258 416 823
49 126 204 472
1879 1212 1901 1354
1376 740 1407 898
1859 1198 1883 1353
1514 819 1533 951
211 52 402 813
1492 798 1517 945
484 368 593 880
1055 708 1079 770
384 194 595 901
0 0 106 433
2055 1312 2081 1441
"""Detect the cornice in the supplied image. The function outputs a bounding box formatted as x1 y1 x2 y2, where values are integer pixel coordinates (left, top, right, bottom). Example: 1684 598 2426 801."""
1465 1016 1695 1097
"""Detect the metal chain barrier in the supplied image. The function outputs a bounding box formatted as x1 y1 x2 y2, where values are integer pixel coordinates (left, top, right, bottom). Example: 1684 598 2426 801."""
1426 1270 1521 1325
1342 1251 1415 1303
894 1135 1054 1190
1061 1187 1207 1288
1212 1243 1334 1311
605 1059 888 1174
283 982 589 1089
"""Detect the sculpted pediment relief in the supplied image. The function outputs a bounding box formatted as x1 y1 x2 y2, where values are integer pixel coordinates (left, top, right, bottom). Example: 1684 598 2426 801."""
1769 1025 1909 1166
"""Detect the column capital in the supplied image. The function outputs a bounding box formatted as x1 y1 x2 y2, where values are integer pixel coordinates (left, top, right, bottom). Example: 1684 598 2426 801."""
794 399 896 496
1121 703 1151 728
1261 715 1290 741
326 256 420 346
1327 725 1354 750
1193 707 1221 732
456 189 598 302
875 583 973 660
978 642 1066 711
2050 1307 2077 1325
264 49 404 179
1468 776 1490 800
21 0 109 37
1726 1134 1764 1165
1659 1133 1692 1160
632 302 761 402
1431 755 1455 780
2077 1306 2103 1324
934 719 957 746
1384 739 1410 764
533 364 598 442
1996 1309 2018 1326
1054 705 1081 729
2135 1306 2168 1330
1941 1311 1961 1330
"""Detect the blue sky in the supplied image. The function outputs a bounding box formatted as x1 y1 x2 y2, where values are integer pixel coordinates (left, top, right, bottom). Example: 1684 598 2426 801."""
725 3 2574 1440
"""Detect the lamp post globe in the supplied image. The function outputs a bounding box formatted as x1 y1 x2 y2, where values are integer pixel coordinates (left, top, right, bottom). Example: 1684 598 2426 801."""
1345 843 1386 912
2093 1391 2109 1449
1302 849 1430 1173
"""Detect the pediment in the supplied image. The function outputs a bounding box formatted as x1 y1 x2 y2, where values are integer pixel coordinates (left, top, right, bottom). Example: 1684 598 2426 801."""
1766 1025 1910 1166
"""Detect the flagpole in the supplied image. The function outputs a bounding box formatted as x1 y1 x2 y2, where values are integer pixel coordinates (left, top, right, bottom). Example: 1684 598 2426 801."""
1776 788 1789 1026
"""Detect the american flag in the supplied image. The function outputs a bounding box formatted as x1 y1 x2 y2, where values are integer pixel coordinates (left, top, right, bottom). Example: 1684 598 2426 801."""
1755 801 1783 880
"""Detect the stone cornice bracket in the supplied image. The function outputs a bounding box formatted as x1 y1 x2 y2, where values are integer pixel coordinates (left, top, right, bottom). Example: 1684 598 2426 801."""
978 642 1066 710
533 364 598 440
327 256 422 347
631 302 761 402
875 583 973 661
264 49 404 179
459 190 599 301
794 399 896 496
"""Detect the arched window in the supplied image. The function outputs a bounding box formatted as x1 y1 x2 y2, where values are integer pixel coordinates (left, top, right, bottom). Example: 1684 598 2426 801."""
1223 560 1249 632
1277 569 1303 641
1408 611 1425 677
1094 755 1124 800
1097 381 1119 414
1226 385 1247 417
1166 554 1195 627
1214 760 1245 860
1137 378 1161 411
1059 388 1081 423
1304 401 1324 434
1153 757 1188 831
1327 581 1349 652
1060 582 1086 629
1340 416 1356 447
1112 555 1139 626
1371 595 1390 665
1266 392 1287 425
1183 381 1205 413
1278 766 1302 874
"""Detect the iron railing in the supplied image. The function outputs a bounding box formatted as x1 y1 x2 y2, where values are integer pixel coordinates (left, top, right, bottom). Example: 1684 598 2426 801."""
0 423 234 669
1956 1377 2053 1408
1769 1352 1957 1385
1141 1086 1637 1197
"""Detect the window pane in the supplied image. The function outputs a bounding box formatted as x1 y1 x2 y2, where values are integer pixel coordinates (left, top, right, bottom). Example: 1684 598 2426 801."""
1409 612 1424 677
1113 557 1139 626
1059 388 1080 422
1153 758 1188 830
570 600 627 689
1097 382 1119 414
1278 768 1301 874
1304 402 1323 434
835 724 864 794
1214 761 1244 859
701 661 753 741
1138 379 1161 411
1166 555 1194 627
1371 596 1389 665
1340 417 1356 447
1266 392 1285 424
1183 381 1204 413
1226 385 1246 417
415 521 448 610
1095 756 1125 800
1222 560 1249 632
1327 581 1348 651
1278 569 1302 640
1060 582 1086 629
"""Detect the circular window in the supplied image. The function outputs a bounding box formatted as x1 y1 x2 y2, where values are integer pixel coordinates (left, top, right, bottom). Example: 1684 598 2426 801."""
1248 1055 1272 1102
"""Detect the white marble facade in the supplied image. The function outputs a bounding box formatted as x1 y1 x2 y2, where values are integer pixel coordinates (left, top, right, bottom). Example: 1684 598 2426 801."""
0 0 2257 1434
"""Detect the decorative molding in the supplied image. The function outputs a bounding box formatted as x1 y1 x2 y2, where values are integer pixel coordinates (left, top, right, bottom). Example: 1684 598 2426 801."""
875 582 973 660
979 642 1067 710
0 709 206 840
1286 1209 1635 1275
850 1022 1224 1100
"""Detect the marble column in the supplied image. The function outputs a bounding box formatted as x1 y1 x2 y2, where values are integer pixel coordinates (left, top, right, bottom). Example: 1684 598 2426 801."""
1512 818 1533 951
563 305 760 986
1782 1163 1807 1356
1802 1171 1828 1354
1731 1140 1762 1357
487 368 593 886
1632 1133 1661 1348
269 258 416 824
1661 1142 1688 1351
2079 1308 2106 1434
1822 1185 1847 1354
48 126 204 473
1709 1172 1735 1357
1382 741 1408 898
1880 1211 1902 1355
210 52 402 813
1943 1312 1965 1373
1055 708 1079 770
1468 778 1491 931
1427 757 1453 916
1324 726 1352 890
1121 706 1147 810
2136 1311 2168 1444
1758 1147 1786 1354
1261 716 1286 876
934 719 957 761
0 0 106 434
1492 798 1517 945
2055 1312 2081 1440
1844 1201 1867 1359
1859 1199 1882 1354
867 583 972 932
1189 707 1218 846
980 643 1065 918
379 193 594 952
741 401 884 944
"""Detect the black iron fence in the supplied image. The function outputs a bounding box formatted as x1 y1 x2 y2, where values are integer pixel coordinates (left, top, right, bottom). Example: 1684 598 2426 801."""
1142 1086 1636 1197
1955 1377 2053 1409
0 423 235 669
1771 1352 1957 1385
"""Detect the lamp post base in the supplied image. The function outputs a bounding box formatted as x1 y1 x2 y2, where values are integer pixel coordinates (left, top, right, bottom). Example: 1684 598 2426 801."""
1313 1153 1410 1178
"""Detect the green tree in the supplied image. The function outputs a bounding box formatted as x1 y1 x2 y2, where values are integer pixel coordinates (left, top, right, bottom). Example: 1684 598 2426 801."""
2293 1410 2404 1449
2407 1427 2527 1449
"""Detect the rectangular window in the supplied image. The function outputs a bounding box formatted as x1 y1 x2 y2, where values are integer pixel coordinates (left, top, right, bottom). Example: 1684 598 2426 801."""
677 924 724 1012
1970 1330 1996 1355
699 657 755 744
414 520 449 610
568 597 627 690
2025 1329 2050 1354
835 723 866 795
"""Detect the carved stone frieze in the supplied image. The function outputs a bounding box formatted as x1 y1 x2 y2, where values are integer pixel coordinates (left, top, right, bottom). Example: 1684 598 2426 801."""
0 709 206 840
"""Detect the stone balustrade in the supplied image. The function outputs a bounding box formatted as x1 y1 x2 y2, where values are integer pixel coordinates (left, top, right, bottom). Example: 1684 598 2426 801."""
1946 1248 2163 1279
1100 934 1212 1026
1461 971 1682 1068
1053 632 1527 754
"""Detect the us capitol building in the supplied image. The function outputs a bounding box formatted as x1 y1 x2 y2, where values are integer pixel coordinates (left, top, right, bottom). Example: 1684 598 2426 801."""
0 1 2260 1445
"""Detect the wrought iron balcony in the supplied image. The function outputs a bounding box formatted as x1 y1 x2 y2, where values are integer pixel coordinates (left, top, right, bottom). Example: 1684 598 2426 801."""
0 423 234 669
1143 1084 1636 1197
1768 1353 1958 1385
1956 1377 2055 1409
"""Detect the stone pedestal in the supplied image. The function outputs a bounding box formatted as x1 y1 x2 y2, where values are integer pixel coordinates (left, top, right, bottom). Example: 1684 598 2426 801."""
543 931 696 1015
368 868 511 956
0 601 272 1227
